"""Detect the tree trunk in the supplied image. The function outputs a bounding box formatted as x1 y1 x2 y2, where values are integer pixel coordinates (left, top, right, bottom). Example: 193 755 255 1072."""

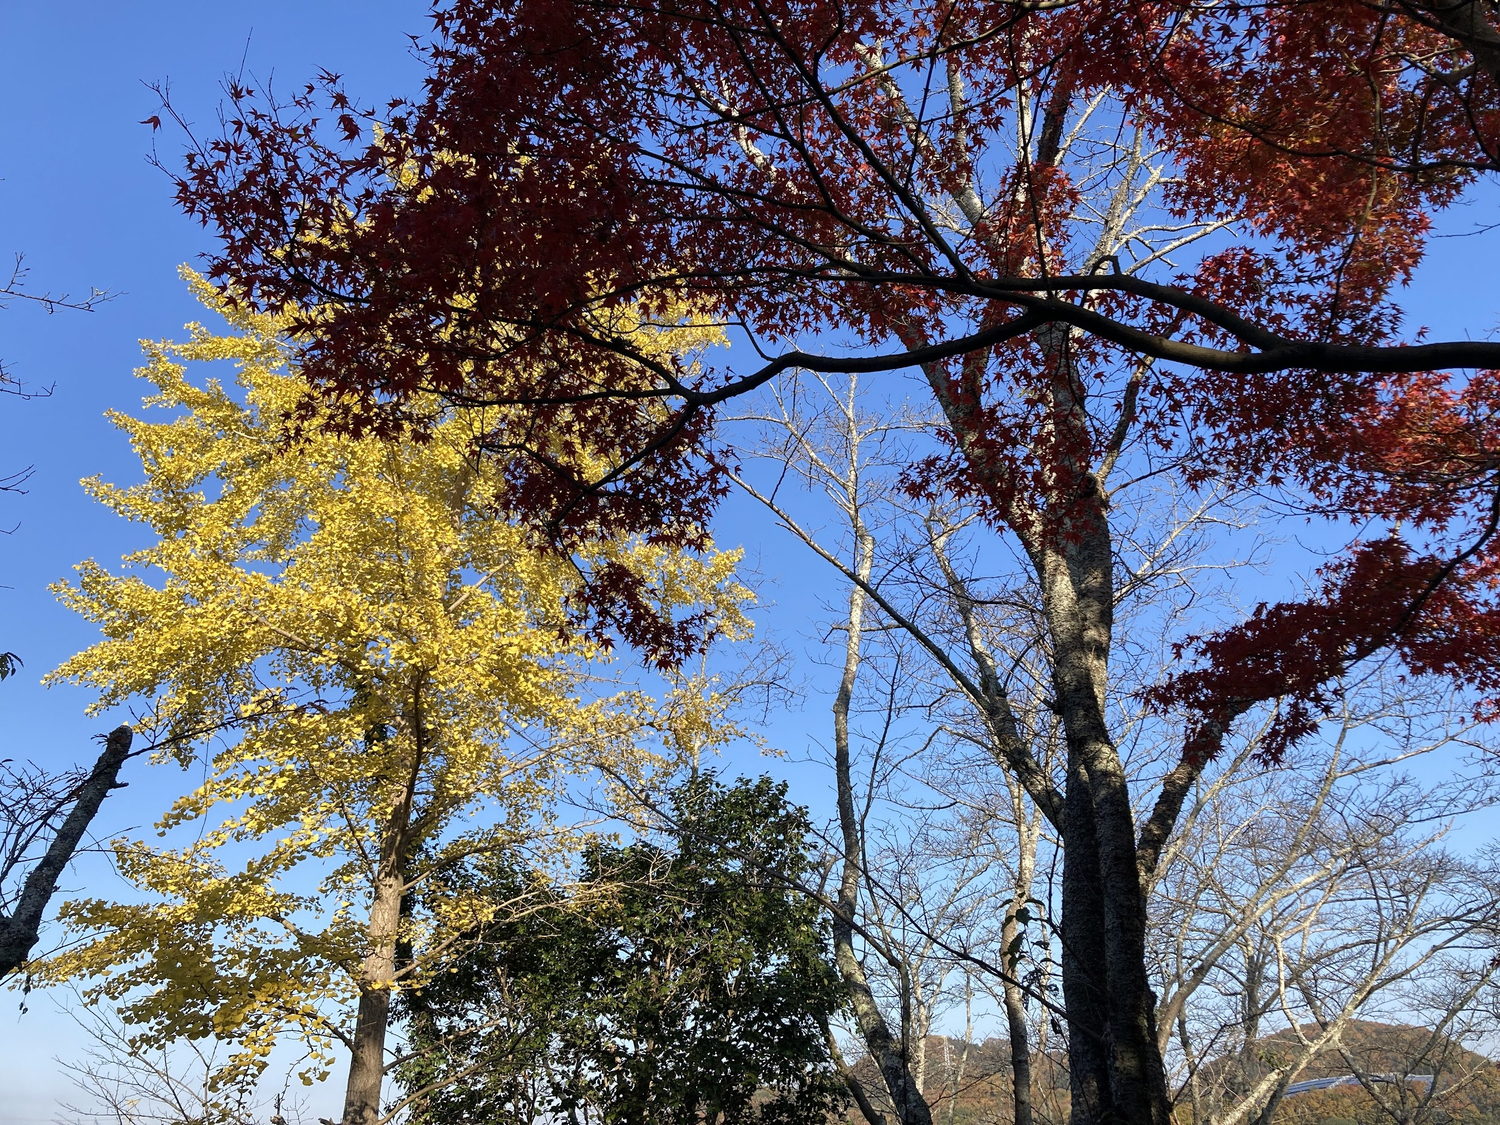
1080 741 1171 1125
341 689 425 1125
913 998 930 1098
919 317 1175 1125
832 525 934 1125
1002 965 1036 1125
1039 485 1172 1125
1000 798 1040 1125
0 725 132 979
832 843 934 1125
1061 755 1115 1125
342 865 404 1125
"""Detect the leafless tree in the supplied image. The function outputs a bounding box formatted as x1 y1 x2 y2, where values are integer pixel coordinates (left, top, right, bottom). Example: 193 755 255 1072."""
735 363 1500 1125
0 252 112 395
1152 689 1500 1125
59 997 310 1125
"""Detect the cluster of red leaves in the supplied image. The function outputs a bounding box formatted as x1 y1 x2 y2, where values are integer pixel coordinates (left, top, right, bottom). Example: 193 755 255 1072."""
1150 355 1500 760
1136 0 1498 192
163 0 1500 729
1147 535 1500 764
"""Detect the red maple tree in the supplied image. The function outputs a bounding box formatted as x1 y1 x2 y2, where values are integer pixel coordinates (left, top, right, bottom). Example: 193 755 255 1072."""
159 3 1500 1124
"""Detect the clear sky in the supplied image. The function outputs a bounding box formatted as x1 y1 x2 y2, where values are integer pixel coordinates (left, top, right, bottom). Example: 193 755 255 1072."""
0 8 844 1117
1 4 1497 1124
0 5 432 1120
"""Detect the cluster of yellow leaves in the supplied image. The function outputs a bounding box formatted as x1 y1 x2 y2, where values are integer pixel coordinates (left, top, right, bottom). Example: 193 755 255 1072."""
38 272 751 1092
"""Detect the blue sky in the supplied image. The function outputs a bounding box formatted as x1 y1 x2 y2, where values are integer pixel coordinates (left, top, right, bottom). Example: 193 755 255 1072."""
0 6 432 1120
0 9 845 1116
1 4 1498 1122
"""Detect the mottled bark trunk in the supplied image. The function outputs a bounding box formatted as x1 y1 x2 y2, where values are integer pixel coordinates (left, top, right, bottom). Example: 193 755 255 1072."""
1086 748 1170 1125
1053 687 1174 1125
1039 485 1171 1125
1000 852 1036 1125
913 1001 930 1096
1062 754 1114 1125
1002 978 1035 1125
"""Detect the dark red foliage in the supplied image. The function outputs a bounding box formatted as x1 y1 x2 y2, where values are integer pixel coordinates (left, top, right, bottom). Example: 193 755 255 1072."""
1148 536 1500 764
162 0 1500 727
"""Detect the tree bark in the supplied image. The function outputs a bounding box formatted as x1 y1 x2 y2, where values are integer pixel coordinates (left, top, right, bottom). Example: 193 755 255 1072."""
1084 743 1171 1125
1002 976 1035 1125
1061 754 1115 1125
1026 311 1173 1125
1040 513 1173 1125
1000 891 1036 1125
1405 0 1500 83
342 864 403 1125
0 725 132 980
831 524 934 1125
341 688 425 1125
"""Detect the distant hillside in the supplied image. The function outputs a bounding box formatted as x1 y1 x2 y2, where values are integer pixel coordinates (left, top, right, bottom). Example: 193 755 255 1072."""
841 1034 1071 1125
1262 1020 1493 1084
1265 1021 1499 1125
840 1022 1498 1125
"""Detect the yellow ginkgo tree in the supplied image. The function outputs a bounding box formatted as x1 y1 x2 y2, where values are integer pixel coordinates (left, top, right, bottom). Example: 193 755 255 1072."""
39 274 750 1125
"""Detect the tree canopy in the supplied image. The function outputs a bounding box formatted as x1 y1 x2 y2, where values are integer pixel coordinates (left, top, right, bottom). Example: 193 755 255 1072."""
397 774 850 1125
38 274 750 1125
103 4 1500 1124
165 0 1500 749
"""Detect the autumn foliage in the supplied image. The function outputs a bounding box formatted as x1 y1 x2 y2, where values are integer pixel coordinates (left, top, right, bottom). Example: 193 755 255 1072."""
149 3 1500 1123
159 0 1500 745
40 276 750 1124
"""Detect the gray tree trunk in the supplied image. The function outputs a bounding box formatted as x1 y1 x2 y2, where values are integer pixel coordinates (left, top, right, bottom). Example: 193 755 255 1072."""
1061 755 1115 1125
341 865 404 1125
0 725 132 979
1039 488 1172 1125
340 692 424 1125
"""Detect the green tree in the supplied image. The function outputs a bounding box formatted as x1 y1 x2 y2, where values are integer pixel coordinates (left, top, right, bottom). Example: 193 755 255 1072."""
396 774 850 1125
